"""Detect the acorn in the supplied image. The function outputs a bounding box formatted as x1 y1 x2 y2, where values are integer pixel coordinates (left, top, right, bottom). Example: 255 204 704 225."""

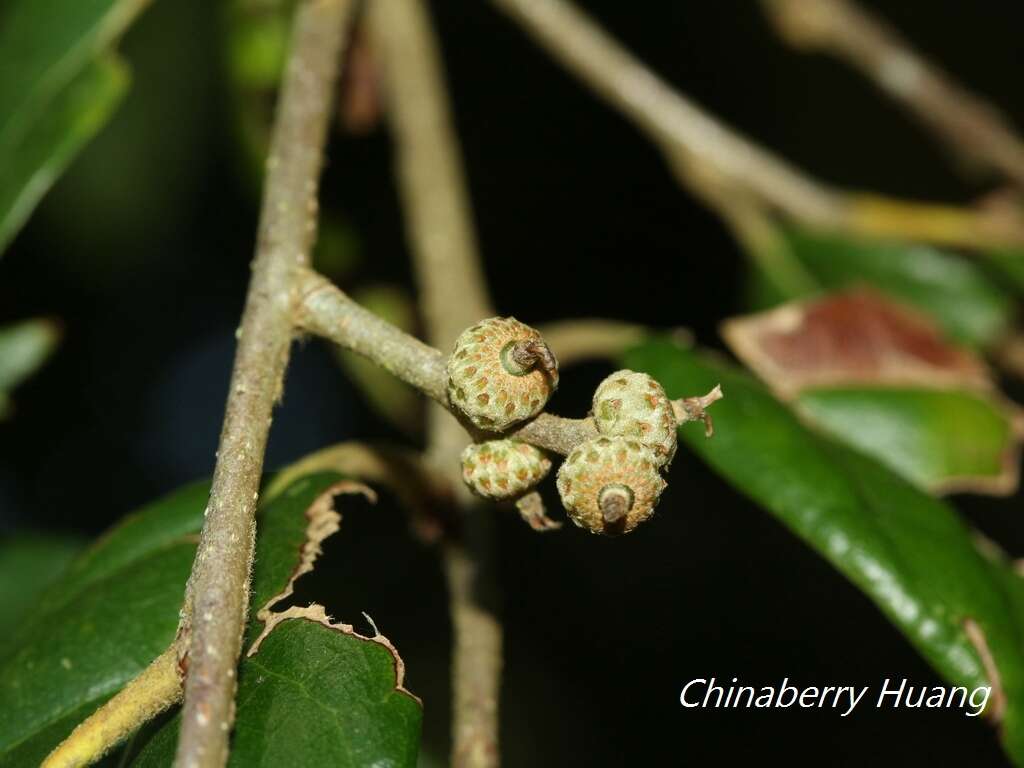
556 436 666 535
461 439 552 500
592 369 677 468
447 317 559 431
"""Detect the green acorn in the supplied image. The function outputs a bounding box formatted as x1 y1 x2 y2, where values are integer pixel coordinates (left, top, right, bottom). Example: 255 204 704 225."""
447 317 558 431
461 439 552 500
592 369 677 468
556 436 666 535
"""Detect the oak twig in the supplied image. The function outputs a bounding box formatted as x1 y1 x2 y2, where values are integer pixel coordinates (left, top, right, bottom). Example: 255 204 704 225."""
368 1 503 765
174 2 352 766
490 0 1024 250
296 271 718 455
762 0 1024 188
297 270 448 403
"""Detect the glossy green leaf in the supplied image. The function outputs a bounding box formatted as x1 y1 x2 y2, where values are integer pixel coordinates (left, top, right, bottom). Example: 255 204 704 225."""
0 472 421 766
0 534 83 638
0 0 148 252
0 55 128 254
796 387 1017 495
752 228 1014 347
625 339 1024 764
0 318 61 417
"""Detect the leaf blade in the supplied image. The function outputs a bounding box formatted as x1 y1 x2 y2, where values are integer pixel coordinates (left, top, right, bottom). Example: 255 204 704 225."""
625 339 1024 763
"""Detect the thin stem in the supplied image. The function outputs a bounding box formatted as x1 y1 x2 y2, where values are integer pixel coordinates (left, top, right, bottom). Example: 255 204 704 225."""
297 270 448 403
490 0 845 227
173 2 351 766
444 541 503 768
368 1 502 765
762 0 1024 188
296 272 721 456
490 0 1024 249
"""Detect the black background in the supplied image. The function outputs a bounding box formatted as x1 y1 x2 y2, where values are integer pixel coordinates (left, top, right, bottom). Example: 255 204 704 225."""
3 1 1024 766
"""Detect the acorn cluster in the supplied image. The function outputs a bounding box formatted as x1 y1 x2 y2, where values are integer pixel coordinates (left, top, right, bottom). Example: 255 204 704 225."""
449 318 683 536
558 370 676 535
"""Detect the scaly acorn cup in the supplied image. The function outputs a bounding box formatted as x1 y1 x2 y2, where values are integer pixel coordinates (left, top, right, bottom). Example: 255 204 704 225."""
461 439 552 500
447 317 559 431
592 369 677 468
556 436 666 535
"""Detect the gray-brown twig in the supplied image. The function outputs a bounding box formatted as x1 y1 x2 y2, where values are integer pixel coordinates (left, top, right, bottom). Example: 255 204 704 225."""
762 0 1024 188
489 0 1024 250
294 269 716 456
368 1 503 765
174 2 352 766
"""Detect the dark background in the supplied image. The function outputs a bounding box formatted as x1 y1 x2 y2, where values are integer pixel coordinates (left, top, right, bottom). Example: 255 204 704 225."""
3 1 1024 765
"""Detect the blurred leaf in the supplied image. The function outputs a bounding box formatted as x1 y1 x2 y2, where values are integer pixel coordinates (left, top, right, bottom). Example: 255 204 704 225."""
0 534 83 635
227 3 291 91
0 57 128 255
797 387 1018 495
748 227 1014 347
0 318 61 417
983 249 1024 295
0 472 421 766
0 0 151 254
626 340 1024 763
313 217 362 283
336 284 420 436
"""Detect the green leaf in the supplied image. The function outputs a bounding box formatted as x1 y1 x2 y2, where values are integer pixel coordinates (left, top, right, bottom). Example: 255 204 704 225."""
983 249 1024 296
625 339 1024 764
796 387 1017 495
0 56 128 254
0 0 150 253
0 481 203 766
0 473 421 766
0 534 83 636
131 616 422 768
0 318 61 417
759 228 1014 347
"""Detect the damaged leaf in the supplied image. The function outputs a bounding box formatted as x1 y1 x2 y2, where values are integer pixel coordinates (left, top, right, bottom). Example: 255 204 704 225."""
0 471 421 766
625 340 1024 764
723 289 993 398
722 289 1020 495
133 608 421 768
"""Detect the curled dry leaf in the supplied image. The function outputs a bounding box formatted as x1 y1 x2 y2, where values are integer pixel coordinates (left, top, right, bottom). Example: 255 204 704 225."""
721 288 1022 496
722 288 994 398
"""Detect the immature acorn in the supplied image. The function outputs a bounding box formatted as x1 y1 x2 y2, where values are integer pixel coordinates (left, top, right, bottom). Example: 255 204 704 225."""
461 439 552 500
592 369 677 468
556 436 666 535
447 317 559 431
